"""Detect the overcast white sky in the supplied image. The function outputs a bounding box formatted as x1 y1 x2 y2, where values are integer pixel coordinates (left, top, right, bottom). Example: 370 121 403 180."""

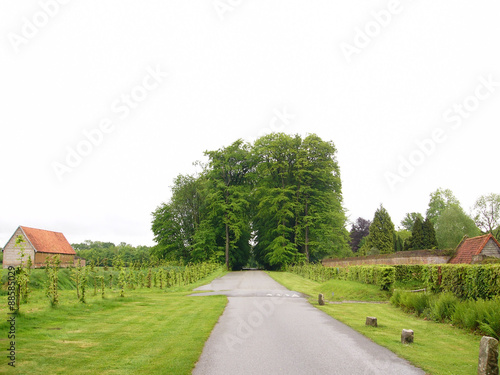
1 0 499 247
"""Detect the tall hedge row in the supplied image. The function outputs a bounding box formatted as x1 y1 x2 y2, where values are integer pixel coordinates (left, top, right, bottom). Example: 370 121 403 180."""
289 263 500 299
422 264 500 300
338 265 395 291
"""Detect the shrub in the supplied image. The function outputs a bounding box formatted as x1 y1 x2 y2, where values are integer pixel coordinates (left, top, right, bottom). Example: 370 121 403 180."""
378 267 395 291
431 292 458 322
477 297 500 340
390 289 403 307
397 291 431 316
452 299 485 332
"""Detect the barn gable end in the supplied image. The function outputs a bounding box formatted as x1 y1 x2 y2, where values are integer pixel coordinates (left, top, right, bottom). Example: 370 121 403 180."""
2 227 36 268
481 238 500 258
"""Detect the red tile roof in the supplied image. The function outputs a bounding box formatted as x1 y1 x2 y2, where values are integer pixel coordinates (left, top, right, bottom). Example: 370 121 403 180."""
20 226 76 255
449 234 500 264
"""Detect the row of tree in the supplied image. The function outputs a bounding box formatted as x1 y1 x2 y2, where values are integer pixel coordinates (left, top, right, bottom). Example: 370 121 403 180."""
350 189 500 255
151 133 351 270
72 240 153 266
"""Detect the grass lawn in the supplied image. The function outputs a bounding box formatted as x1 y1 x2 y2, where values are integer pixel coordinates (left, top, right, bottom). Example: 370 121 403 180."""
268 271 482 375
1 269 227 374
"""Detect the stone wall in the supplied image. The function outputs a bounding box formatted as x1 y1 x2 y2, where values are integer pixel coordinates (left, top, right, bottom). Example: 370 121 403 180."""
322 249 453 267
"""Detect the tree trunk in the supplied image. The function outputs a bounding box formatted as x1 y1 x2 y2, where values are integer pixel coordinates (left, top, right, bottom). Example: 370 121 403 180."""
225 222 230 270
305 201 309 261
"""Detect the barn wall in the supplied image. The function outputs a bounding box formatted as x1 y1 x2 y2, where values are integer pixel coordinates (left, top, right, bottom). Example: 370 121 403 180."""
480 239 500 258
34 252 75 268
74 257 86 267
2 229 35 268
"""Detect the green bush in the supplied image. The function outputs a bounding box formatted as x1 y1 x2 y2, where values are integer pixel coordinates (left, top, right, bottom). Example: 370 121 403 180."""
399 292 431 316
451 299 482 332
431 292 459 322
390 289 403 307
477 297 500 340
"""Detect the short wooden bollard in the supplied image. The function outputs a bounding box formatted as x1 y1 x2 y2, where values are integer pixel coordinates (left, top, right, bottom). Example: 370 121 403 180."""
365 317 377 327
478 336 499 375
401 329 414 344
318 293 325 305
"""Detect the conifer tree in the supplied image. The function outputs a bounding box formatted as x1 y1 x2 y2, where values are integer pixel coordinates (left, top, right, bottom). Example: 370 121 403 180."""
422 217 438 249
365 205 395 254
408 216 425 250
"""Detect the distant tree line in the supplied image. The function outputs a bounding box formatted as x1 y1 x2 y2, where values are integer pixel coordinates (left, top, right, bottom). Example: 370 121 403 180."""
151 133 351 270
72 240 153 266
150 132 500 267
349 189 500 256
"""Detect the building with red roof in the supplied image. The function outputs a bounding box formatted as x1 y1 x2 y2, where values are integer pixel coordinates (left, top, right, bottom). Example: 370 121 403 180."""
449 234 500 264
2 226 77 268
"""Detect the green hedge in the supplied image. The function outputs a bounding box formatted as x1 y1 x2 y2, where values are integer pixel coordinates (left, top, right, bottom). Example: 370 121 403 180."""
290 263 500 299
421 264 500 300
287 264 395 290
393 265 426 284
338 265 395 291
286 264 338 282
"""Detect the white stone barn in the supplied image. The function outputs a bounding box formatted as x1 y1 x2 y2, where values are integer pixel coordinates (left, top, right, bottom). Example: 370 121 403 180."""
2 226 77 268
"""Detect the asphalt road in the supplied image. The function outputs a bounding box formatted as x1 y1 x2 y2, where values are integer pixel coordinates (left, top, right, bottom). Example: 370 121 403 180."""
191 271 424 375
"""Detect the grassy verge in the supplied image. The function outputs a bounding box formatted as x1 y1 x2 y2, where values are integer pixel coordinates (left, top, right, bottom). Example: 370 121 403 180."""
1 269 227 374
269 270 390 302
268 271 481 375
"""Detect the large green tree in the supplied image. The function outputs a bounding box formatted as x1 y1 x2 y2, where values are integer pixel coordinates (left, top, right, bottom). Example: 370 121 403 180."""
294 134 349 261
252 133 349 268
201 140 253 270
435 204 481 249
252 133 299 268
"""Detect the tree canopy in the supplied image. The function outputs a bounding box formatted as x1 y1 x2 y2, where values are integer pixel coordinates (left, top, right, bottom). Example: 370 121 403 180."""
426 188 460 225
151 133 350 270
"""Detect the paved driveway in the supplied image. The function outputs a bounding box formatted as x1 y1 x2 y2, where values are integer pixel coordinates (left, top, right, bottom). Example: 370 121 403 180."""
192 271 424 375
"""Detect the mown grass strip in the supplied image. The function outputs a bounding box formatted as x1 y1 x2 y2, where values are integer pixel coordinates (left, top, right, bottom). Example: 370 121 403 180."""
268 271 481 375
1 270 227 374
